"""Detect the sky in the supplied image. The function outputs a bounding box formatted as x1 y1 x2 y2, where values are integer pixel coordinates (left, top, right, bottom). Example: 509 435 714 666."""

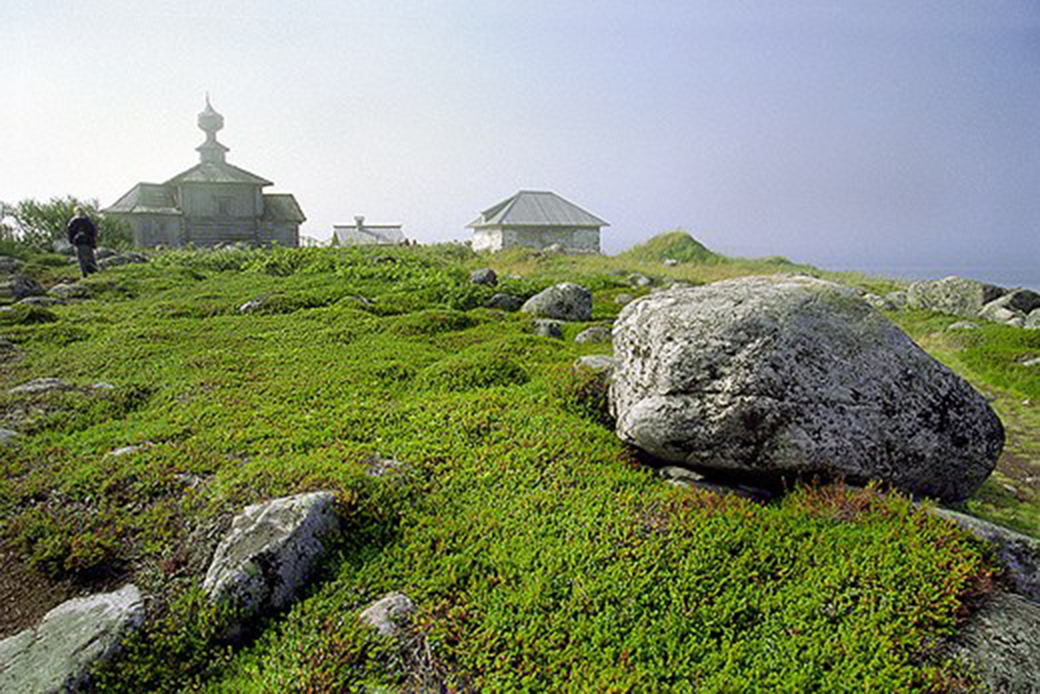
2 1 1038 284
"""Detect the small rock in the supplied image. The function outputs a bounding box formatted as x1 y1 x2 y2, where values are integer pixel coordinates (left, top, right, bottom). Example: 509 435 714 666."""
1026 309 1040 330
0 256 23 274
94 247 118 260
107 443 154 458
657 466 705 483
885 291 908 309
542 243 566 255
363 456 405 478
533 319 563 339
50 283 90 300
359 592 415 638
239 299 265 314
0 276 45 300
203 492 340 624
0 585 144 694
0 429 20 446
574 354 616 375
470 268 498 286
627 273 653 288
663 259 679 267
521 283 592 321
486 293 524 312
574 325 612 344
947 321 981 331
98 252 149 269
9 378 72 395
17 295 63 308
861 292 893 310
615 293 635 306
92 382 116 390
1019 357 1040 368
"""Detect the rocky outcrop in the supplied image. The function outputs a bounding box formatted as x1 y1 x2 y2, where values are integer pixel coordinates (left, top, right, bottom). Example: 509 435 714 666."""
930 508 1038 602
978 289 1040 328
954 592 1040 694
610 275 1004 502
907 276 1005 317
358 592 416 637
521 283 592 322
470 268 497 286
0 585 144 694
203 492 340 624
487 293 523 312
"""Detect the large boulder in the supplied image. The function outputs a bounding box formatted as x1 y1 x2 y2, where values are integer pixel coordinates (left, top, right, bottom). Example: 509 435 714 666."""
979 289 1040 327
521 283 592 322
610 276 1004 502
906 276 1005 317
0 585 144 693
203 492 340 622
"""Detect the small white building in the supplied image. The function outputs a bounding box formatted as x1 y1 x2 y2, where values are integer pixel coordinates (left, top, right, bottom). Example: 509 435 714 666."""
333 216 405 245
467 190 607 253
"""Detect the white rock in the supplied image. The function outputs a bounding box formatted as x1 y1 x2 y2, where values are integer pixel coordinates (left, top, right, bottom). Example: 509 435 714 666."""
521 283 592 322
9 378 71 395
359 592 415 637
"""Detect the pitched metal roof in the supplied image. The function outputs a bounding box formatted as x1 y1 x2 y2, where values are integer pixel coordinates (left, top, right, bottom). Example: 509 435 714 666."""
102 183 181 215
468 190 608 228
165 161 273 186
262 194 306 223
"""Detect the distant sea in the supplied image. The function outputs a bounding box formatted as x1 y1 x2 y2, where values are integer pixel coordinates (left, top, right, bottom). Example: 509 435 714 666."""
831 261 1039 293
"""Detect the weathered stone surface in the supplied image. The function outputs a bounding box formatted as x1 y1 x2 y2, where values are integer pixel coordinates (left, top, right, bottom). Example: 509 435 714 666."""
930 508 1039 602
627 273 653 288
0 256 22 274
1 276 45 300
203 492 340 620
885 290 908 309
18 296 63 308
0 585 144 694
574 354 615 376
359 592 415 637
470 268 497 286
533 319 563 339
49 283 90 300
10 378 72 395
906 276 1006 317
486 293 523 312
615 293 635 306
997 288 1040 315
0 428 20 446
954 592 1040 694
610 275 1004 502
1027 309 1040 330
98 252 148 269
521 283 592 322
574 325 612 344
947 321 981 331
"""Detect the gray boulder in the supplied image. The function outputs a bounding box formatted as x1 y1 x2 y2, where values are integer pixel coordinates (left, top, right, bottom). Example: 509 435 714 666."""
610 275 1003 502
238 299 265 314
50 283 90 300
1026 309 1040 330
521 283 592 322
10 378 72 395
533 319 563 339
930 508 1038 602
1 276 46 301
203 492 340 622
947 321 981 331
627 273 653 288
574 325 612 344
0 428 20 446
906 276 1006 317
954 592 1040 694
860 292 894 311
18 296 63 308
486 293 523 312
979 289 1040 327
885 290 908 309
98 252 148 269
615 293 635 306
470 268 498 286
358 592 415 637
0 256 22 274
0 585 144 694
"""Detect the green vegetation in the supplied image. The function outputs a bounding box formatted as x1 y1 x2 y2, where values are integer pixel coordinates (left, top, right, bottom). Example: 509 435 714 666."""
0 196 133 253
2 240 1031 691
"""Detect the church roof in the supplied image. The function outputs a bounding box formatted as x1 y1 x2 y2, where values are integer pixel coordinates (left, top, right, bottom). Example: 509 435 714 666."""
165 161 273 187
262 194 306 223
103 183 180 215
468 190 608 229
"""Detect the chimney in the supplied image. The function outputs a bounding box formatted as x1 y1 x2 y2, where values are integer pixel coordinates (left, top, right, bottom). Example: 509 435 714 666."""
354 215 365 229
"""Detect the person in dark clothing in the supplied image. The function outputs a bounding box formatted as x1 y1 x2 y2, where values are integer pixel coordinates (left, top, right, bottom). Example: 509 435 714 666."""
67 206 99 278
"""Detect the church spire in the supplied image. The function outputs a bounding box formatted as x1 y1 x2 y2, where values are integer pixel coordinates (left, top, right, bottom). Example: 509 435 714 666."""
196 95 229 164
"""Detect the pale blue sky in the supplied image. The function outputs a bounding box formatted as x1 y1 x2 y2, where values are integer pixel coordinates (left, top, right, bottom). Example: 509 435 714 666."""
2 1 1038 282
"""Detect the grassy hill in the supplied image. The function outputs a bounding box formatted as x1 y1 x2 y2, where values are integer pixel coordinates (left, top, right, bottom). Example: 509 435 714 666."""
1 241 1034 691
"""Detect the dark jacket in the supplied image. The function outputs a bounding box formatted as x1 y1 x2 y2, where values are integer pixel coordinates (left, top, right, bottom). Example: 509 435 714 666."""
67 216 98 248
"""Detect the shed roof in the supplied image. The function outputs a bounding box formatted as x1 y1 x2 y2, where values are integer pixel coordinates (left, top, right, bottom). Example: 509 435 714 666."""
262 194 306 223
165 161 273 187
468 190 608 229
103 183 180 215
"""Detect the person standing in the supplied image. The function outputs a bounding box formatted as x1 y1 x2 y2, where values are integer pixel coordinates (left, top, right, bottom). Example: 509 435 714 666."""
67 206 99 278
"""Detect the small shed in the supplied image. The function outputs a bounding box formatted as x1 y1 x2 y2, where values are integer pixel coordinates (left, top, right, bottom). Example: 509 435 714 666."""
333 216 405 245
467 190 607 253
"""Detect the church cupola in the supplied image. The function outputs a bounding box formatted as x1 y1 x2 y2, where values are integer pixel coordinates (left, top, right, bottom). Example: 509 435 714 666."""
196 95 229 164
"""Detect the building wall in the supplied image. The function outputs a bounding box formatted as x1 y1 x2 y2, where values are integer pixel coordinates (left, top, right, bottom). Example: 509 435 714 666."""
119 214 183 248
259 222 300 247
179 183 261 219
473 226 601 253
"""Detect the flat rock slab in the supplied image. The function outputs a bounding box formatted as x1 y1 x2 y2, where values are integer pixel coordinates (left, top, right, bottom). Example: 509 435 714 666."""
954 592 1040 694
203 491 340 621
359 592 415 637
0 585 144 694
9 378 72 395
610 275 1004 502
